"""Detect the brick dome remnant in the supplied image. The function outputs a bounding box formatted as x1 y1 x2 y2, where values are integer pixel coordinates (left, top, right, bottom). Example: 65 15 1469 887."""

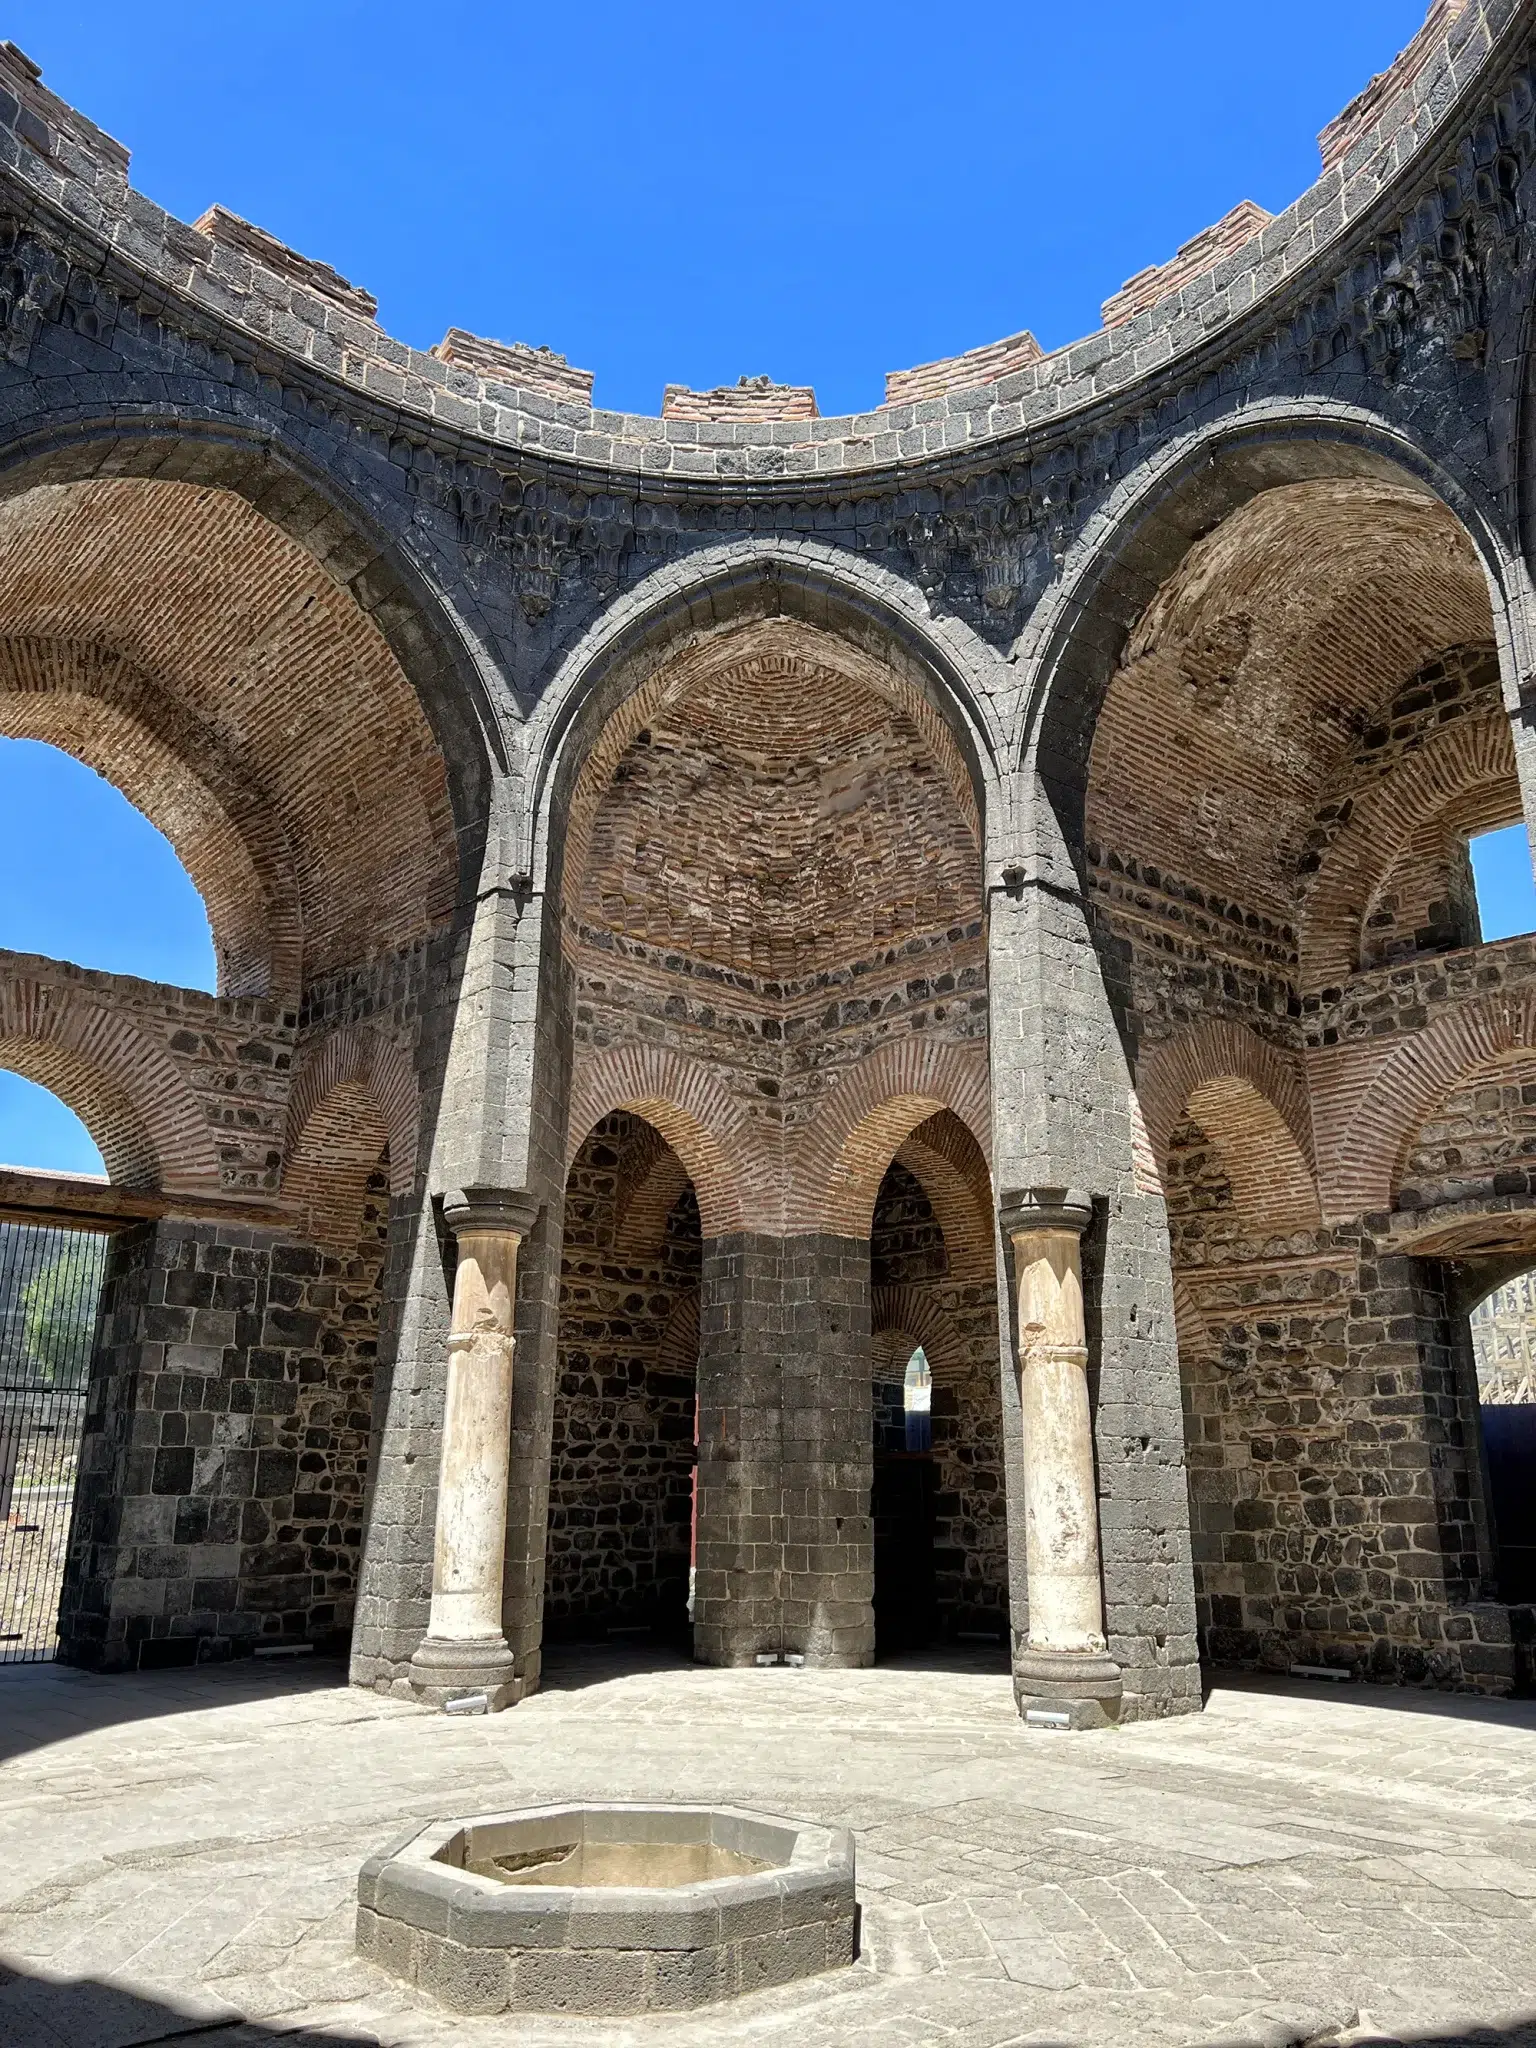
0 478 457 998
564 614 987 1242
7 1 1536 1699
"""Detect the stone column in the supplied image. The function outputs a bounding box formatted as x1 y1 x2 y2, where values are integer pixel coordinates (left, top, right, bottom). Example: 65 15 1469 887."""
409 1187 540 1710
1001 1187 1122 1725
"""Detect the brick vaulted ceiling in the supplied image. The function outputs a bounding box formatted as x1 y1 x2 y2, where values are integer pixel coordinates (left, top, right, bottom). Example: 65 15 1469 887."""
1086 479 1496 929
569 630 983 991
0 479 457 997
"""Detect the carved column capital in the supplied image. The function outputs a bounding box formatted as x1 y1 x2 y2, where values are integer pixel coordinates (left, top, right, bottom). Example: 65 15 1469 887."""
442 1186 541 1241
999 1187 1093 1241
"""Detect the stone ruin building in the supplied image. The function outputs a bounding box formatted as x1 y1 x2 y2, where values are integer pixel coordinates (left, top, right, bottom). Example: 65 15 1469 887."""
0 0 1535 1722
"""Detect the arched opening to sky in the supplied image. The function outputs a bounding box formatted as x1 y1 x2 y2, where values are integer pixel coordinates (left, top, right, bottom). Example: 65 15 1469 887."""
0 738 215 1175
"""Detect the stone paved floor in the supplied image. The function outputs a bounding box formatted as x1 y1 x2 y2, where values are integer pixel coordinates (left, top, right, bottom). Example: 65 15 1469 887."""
0 1646 1532 2047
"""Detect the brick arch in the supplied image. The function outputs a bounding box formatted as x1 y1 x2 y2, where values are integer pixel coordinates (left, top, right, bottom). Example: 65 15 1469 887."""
566 1047 749 1238
284 1087 390 1255
1136 1023 1319 1235
893 1111 995 1282
612 1122 692 1261
1330 991 1536 1218
804 1040 990 1239
0 974 218 1192
552 616 986 985
656 1288 700 1380
0 415 506 855
286 1027 418 1201
1299 704 1518 990
0 637 304 999
871 1286 967 1383
527 539 1011 901
0 443 473 980
1022 396 1520 842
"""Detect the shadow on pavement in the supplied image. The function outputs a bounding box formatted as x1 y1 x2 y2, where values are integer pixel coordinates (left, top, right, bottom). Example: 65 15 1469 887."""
1 1963 1534 2048
538 1637 1014 1692
0 1648 353 1768
1210 1669 1536 1731
1341 2026 1536 2047
538 1638 698 1691
0 1960 378 2048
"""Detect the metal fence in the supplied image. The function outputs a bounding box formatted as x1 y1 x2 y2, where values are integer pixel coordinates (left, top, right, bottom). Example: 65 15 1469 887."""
0 1223 108 1662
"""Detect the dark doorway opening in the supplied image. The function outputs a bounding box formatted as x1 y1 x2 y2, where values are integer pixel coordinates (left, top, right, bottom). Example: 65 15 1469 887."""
1469 1270 1536 1601
547 1113 699 1653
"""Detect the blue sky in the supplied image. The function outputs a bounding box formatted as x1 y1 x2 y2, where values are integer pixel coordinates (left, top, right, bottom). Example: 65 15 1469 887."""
10 1 1431 418
4 0 1534 1177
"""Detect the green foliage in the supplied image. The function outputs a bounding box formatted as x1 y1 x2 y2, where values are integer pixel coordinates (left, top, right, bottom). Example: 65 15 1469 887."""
18 1238 107 1388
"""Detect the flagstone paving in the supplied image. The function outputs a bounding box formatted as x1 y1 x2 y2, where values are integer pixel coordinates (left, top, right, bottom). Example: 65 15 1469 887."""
0 1647 1531 2047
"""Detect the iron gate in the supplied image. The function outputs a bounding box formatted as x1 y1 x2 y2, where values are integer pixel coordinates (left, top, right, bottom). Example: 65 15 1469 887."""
0 1222 107 1661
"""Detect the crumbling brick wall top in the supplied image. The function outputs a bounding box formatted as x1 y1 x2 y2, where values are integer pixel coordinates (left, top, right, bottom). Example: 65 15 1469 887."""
431 329 594 403
661 376 819 422
191 207 377 320
1102 201 1273 328
883 329 1043 407
1319 0 1475 171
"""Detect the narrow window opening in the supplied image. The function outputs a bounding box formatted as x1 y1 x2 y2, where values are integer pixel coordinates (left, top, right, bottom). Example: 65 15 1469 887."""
903 1345 933 1453
1468 822 1536 944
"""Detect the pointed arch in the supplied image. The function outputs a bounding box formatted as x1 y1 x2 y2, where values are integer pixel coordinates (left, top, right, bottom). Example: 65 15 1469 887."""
566 1045 749 1238
0 973 218 1192
286 1027 418 1199
284 1027 418 1252
871 1285 968 1382
1136 1023 1319 1235
804 1039 990 1239
612 1122 693 1260
1298 704 1518 989
525 539 1011 898
893 1111 996 1282
1020 398 1527 861
0 637 304 1000
1329 991 1536 1217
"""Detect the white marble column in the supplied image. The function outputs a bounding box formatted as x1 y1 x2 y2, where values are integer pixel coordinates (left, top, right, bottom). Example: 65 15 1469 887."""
409 1188 539 1710
1001 1188 1122 1723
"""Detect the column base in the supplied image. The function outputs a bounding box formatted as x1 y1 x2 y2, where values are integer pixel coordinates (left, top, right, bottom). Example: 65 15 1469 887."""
408 1635 520 1712
1013 1645 1123 1728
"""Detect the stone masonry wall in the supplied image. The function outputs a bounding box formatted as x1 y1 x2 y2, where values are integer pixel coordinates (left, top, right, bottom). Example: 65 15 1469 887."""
1170 1117 1513 1687
59 1190 387 1668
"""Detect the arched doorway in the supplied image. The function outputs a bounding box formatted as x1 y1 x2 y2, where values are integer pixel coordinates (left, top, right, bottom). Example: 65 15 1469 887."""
0 467 456 1674
869 1138 1008 1660
548 1113 700 1649
0 734 214 1662
549 606 989 1668
1083 462 1527 1686
871 1336 937 1656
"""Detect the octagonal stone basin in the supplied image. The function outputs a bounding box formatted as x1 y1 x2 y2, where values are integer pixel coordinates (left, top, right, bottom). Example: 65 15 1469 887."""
355 1802 857 2016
